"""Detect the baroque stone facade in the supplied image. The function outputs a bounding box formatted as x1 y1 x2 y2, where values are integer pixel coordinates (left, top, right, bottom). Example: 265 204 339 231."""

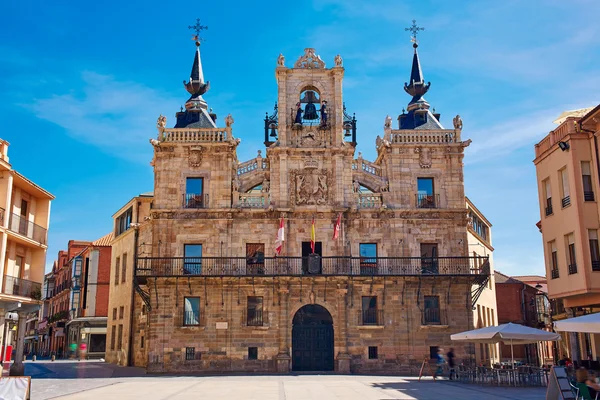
135 43 489 374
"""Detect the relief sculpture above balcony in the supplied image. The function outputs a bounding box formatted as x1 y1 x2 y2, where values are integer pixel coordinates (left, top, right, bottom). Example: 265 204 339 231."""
291 169 331 206
415 147 433 168
187 146 203 167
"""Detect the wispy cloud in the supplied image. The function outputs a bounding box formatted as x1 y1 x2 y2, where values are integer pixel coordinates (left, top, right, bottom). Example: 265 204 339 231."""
28 71 180 163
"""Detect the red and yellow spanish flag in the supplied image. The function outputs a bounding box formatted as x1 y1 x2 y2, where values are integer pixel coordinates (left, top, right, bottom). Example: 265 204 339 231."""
310 217 316 254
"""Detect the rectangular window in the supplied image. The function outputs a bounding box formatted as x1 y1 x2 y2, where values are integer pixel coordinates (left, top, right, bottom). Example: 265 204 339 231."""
560 168 571 207
420 243 439 274
544 179 553 216
469 212 489 241
121 253 127 283
114 257 120 286
368 346 378 360
20 199 28 217
247 296 263 326
184 244 202 275
549 241 559 279
115 207 133 236
590 230 600 271
359 243 377 274
184 177 204 208
112 308 117 320
119 306 124 319
15 255 23 279
140 336 144 349
110 325 116 350
117 324 123 350
423 296 441 325
361 296 379 325
248 347 258 360
185 347 195 361
417 178 436 208
184 297 200 326
246 243 265 275
582 162 595 201
566 233 577 274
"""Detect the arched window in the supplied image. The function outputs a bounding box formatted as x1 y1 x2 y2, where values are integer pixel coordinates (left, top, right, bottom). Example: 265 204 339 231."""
293 87 325 126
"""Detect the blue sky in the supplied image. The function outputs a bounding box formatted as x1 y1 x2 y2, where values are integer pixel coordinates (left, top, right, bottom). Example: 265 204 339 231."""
1 0 599 276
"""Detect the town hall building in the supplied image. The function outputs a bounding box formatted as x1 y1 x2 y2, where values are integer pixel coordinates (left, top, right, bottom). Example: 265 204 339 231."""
132 22 490 374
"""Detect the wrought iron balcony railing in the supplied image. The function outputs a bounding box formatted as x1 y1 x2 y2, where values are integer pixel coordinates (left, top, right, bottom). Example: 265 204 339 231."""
8 213 47 245
568 263 578 275
416 194 440 209
592 260 600 272
183 193 207 209
246 309 264 326
551 269 560 279
3 275 42 299
359 309 384 326
136 256 489 278
422 308 445 325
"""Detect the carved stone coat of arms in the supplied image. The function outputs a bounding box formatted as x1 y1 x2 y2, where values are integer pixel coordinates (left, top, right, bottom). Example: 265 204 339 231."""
291 169 331 205
188 146 203 167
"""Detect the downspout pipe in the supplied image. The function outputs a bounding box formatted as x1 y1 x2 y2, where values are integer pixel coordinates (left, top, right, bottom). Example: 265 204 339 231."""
127 202 141 367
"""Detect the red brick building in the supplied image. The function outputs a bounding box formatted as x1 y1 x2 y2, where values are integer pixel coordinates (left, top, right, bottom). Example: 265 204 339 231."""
66 233 112 359
46 241 90 357
494 271 545 365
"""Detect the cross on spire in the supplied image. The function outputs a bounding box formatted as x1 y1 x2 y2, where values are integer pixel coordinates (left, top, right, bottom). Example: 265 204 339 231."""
405 19 424 45
188 18 208 46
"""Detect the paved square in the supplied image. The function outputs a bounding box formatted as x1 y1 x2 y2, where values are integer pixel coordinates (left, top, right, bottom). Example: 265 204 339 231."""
26 361 546 400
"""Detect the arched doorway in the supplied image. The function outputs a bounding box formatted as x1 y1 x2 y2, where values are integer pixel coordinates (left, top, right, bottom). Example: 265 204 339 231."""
292 304 334 371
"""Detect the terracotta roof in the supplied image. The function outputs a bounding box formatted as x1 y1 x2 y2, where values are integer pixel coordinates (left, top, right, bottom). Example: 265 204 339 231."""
512 275 546 282
494 271 523 284
92 232 114 247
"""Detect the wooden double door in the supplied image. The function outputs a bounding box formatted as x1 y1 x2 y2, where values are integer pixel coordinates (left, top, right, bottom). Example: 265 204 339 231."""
291 304 334 372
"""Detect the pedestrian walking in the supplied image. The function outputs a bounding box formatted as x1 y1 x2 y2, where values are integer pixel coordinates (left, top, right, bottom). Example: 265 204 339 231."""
433 348 445 379
447 347 456 380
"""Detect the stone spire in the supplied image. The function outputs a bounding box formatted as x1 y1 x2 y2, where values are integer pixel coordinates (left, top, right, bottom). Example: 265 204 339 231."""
183 36 210 110
403 43 430 111
174 19 217 129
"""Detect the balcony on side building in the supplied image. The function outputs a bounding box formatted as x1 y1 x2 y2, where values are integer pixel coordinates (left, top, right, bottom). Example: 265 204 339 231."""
3 275 42 299
136 255 489 278
7 212 48 245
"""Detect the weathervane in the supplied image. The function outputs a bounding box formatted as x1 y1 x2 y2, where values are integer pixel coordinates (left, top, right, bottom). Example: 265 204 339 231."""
405 19 424 45
188 18 208 46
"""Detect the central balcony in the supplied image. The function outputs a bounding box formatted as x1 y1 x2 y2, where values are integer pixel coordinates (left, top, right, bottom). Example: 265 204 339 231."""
136 256 489 278
3 275 42 299
8 213 47 245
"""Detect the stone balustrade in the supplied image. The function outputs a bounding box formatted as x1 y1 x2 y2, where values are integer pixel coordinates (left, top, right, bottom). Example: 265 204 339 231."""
356 193 382 209
352 159 382 177
389 129 459 144
237 157 269 176
239 193 269 208
161 128 230 143
534 117 578 158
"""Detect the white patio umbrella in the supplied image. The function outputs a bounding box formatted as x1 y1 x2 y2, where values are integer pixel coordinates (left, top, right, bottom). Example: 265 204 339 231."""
554 312 600 334
451 322 561 367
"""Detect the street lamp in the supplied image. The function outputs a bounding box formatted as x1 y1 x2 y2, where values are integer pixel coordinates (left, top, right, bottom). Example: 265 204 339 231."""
535 283 558 365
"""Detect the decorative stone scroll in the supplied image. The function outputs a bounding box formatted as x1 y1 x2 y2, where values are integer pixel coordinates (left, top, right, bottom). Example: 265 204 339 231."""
188 146 203 167
291 169 332 205
294 48 326 69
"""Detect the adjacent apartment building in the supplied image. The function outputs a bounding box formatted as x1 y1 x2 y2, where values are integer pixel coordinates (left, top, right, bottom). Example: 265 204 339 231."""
466 198 499 366
105 193 153 366
131 33 490 374
534 104 600 363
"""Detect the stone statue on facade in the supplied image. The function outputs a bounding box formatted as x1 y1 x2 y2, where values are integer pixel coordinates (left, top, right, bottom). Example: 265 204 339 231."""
277 53 285 67
384 115 392 129
294 48 326 69
380 180 389 192
149 138 160 147
320 100 328 126
232 175 240 192
352 180 361 193
334 54 343 67
453 114 463 130
261 178 270 193
225 114 234 127
294 102 303 125
156 114 167 131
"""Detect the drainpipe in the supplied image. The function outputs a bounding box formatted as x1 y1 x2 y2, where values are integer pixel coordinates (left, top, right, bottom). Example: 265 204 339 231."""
127 202 141 367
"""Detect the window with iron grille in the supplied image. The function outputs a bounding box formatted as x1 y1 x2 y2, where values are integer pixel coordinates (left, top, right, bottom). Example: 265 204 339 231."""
117 324 123 350
361 296 379 325
248 347 258 360
549 241 559 279
423 296 441 324
184 178 204 208
184 297 200 326
110 325 116 350
119 306 124 319
368 346 378 360
121 253 127 283
582 162 595 201
560 168 570 208
247 296 263 326
566 233 577 274
112 308 117 320
590 230 600 271
544 179 553 216
185 347 195 360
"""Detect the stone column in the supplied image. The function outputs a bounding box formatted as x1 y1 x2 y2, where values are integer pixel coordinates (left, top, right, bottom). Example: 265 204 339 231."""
9 312 27 376
336 287 350 373
276 284 290 373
